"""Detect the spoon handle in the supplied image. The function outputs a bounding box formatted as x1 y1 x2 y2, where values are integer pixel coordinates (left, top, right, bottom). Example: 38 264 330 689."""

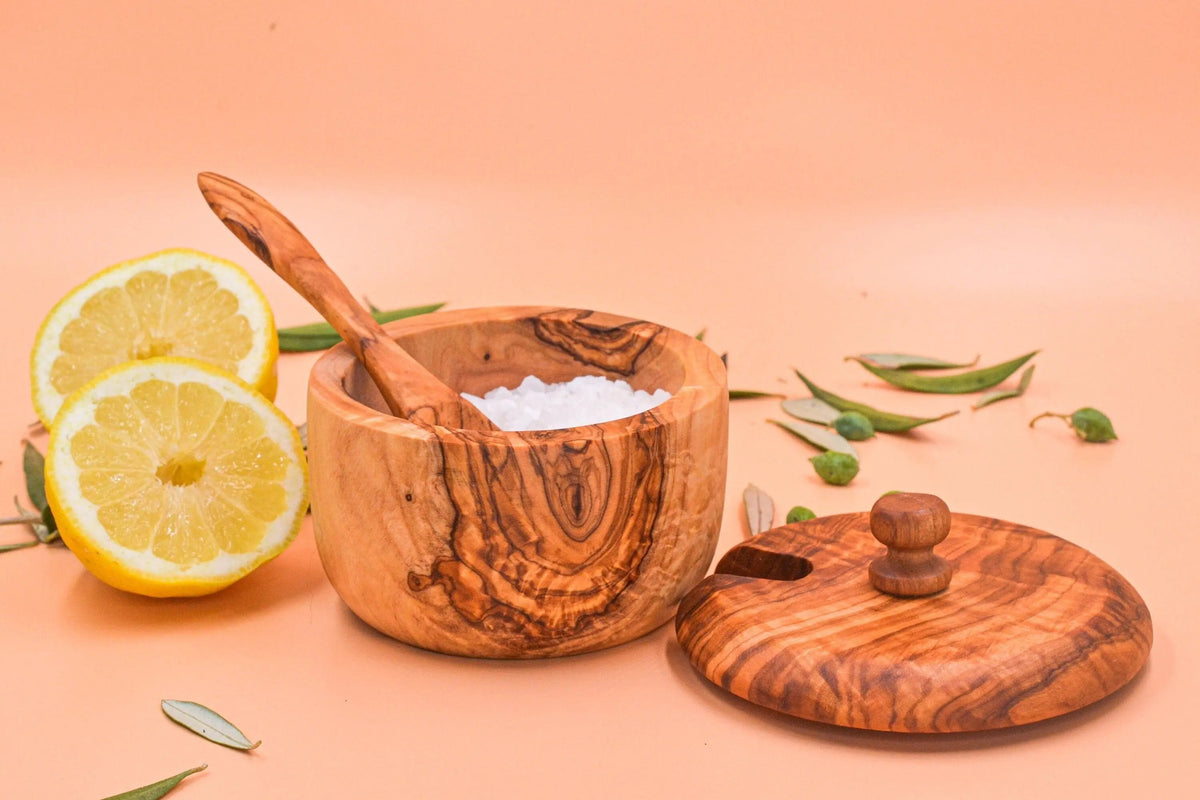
197 172 496 430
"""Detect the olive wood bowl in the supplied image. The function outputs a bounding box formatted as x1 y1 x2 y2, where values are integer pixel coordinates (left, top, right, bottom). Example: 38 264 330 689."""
307 306 728 658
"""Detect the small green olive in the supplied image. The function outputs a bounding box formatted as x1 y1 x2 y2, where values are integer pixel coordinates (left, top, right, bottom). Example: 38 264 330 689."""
810 451 859 486
786 506 817 523
832 411 875 441
1030 407 1117 443
1070 407 1117 442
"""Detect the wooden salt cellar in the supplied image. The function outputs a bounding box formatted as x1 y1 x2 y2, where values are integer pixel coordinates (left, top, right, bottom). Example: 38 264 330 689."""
676 493 1152 732
307 306 728 659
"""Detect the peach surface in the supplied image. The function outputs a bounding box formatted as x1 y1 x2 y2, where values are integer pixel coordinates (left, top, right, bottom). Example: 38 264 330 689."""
1 2 1196 798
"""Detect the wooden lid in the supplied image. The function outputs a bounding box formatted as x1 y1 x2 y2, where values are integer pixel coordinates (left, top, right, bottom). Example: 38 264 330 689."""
675 495 1152 732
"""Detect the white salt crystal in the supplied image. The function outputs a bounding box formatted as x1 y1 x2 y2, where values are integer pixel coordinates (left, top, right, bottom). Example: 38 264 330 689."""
462 375 671 431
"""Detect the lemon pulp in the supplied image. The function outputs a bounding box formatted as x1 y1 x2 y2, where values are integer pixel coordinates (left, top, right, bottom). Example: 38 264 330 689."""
32 249 277 428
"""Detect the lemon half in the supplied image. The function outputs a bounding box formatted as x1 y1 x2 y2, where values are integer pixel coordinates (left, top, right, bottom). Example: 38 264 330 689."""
31 248 278 428
45 357 308 597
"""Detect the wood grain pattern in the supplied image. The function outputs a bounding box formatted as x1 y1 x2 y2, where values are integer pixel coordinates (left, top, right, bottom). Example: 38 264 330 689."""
675 507 1152 732
197 171 496 430
308 306 728 658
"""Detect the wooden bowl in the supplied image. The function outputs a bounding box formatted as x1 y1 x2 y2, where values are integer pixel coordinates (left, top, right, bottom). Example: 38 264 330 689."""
307 306 728 658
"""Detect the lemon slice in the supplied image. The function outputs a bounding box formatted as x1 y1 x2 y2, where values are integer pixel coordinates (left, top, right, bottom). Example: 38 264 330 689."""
31 248 278 428
45 357 308 597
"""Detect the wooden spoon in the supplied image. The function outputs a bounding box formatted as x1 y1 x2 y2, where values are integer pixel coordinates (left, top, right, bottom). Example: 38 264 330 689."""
197 171 497 430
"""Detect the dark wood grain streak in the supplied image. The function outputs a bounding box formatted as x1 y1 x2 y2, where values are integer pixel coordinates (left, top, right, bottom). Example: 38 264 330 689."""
308 306 728 657
531 309 662 376
675 510 1152 732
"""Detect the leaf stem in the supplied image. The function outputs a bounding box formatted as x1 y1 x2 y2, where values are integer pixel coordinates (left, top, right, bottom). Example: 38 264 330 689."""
0 512 42 525
1029 412 1069 428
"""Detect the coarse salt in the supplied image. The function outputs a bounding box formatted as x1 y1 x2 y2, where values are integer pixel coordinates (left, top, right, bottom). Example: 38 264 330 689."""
462 375 671 431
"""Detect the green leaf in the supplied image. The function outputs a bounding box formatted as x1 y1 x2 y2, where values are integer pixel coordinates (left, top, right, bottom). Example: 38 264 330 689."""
277 302 445 352
742 483 774 537
849 352 979 370
161 700 261 750
847 350 1039 394
780 397 841 425
40 504 59 539
0 540 39 553
793 371 959 433
973 364 1035 410
729 389 785 400
768 418 859 459
21 439 47 512
100 764 207 800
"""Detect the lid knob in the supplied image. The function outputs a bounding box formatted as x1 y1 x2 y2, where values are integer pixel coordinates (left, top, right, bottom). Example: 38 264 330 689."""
868 492 953 597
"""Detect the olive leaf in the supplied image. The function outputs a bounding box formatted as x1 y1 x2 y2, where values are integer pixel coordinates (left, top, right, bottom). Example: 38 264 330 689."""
769 418 858 458
277 302 445 352
729 389 785 400
780 397 841 426
21 439 47 512
973 365 1035 410
100 765 207 800
793 372 959 432
743 483 774 538
40 505 58 540
161 700 261 750
846 350 1039 394
849 352 979 370
3 440 59 549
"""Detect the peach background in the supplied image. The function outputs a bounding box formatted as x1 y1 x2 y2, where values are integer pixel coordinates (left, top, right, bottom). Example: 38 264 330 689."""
1 2 1197 797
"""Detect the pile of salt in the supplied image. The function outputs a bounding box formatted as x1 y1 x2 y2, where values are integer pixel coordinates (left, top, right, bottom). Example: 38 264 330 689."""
462 375 671 431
